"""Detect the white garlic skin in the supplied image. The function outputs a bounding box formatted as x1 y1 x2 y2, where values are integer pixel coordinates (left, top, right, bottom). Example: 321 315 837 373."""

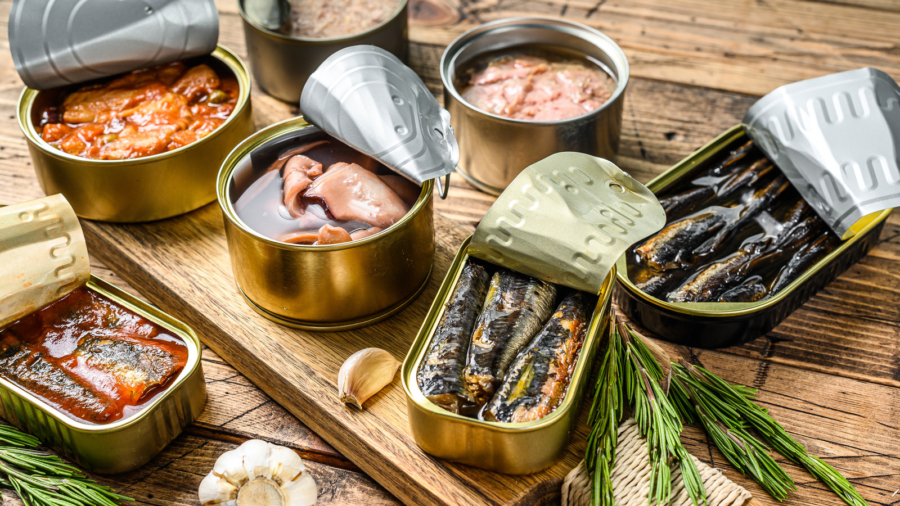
337 348 401 409
198 439 317 506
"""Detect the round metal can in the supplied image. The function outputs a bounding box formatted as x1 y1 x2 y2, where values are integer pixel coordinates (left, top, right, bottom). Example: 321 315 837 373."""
17 45 254 223
441 17 629 195
239 0 409 104
217 117 435 331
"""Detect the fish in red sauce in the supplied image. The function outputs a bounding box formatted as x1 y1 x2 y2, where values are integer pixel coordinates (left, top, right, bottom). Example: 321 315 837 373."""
0 287 188 424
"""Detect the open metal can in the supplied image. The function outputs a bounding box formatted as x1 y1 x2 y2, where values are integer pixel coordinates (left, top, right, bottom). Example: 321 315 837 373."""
17 46 254 223
403 238 614 474
402 153 665 473
239 0 409 103
441 17 629 195
0 275 207 474
217 117 435 330
615 125 891 348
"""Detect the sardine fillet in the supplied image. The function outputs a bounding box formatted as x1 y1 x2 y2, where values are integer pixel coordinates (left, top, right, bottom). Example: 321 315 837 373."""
483 292 591 423
417 262 491 413
464 270 556 405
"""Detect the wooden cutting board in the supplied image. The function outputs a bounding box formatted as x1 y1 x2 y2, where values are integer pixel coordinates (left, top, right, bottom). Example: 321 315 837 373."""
83 207 575 506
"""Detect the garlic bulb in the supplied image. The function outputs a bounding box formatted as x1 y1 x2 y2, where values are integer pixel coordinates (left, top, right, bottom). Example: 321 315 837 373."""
198 439 317 506
337 348 401 409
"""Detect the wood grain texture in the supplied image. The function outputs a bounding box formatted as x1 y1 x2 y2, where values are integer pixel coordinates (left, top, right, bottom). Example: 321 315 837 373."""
0 0 897 503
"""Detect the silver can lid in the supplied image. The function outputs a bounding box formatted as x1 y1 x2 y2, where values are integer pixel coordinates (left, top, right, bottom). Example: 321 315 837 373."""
745 67 900 239
9 0 219 90
300 46 459 186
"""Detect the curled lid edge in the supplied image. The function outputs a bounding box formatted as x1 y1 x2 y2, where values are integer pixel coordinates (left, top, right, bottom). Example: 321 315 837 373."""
299 45 458 186
0 195 90 328
469 153 666 295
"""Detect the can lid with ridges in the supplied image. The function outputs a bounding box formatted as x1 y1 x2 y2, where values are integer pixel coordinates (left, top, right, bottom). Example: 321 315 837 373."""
0 195 90 327
469 153 665 294
9 0 219 90
744 67 900 240
300 46 459 186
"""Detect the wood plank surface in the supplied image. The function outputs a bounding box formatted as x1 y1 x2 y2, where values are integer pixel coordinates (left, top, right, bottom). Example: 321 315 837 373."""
0 0 898 504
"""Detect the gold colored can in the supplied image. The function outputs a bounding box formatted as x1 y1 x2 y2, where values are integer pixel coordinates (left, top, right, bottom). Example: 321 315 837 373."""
217 117 435 331
0 275 207 474
17 45 254 223
615 125 892 348
402 237 614 474
441 18 629 195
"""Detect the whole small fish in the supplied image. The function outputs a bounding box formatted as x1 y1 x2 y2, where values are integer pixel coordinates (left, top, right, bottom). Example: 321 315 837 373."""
718 280 768 302
417 261 490 413
634 207 736 271
464 270 556 405
668 246 762 302
659 186 715 222
768 233 840 295
716 158 774 199
482 292 592 423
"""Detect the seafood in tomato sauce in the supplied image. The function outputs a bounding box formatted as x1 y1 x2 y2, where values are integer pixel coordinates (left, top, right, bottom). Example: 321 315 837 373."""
38 62 239 160
0 287 188 424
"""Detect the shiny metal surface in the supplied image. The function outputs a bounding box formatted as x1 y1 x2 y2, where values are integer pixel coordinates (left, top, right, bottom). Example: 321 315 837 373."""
0 275 207 474
239 0 409 104
744 67 900 239
300 46 458 185
441 17 629 195
615 125 892 348
17 46 254 223
9 0 218 90
217 117 435 329
402 238 614 474
469 152 664 294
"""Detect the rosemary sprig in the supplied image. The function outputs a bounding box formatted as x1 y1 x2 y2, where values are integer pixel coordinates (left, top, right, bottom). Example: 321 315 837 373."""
0 425 132 506
620 322 706 506
585 321 622 506
678 362 868 506
670 365 795 500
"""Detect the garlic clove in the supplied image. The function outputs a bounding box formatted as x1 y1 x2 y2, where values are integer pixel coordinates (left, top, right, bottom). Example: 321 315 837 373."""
337 348 401 409
281 472 318 506
200 440 318 506
268 445 306 484
199 472 238 506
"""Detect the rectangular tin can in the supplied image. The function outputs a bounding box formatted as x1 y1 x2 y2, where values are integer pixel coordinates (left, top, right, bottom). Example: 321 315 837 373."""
615 125 891 349
17 46 254 223
0 275 207 474
402 237 615 474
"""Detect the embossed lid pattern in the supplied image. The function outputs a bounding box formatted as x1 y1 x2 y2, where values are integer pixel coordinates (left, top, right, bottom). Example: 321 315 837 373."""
469 153 666 294
0 195 90 328
744 67 900 239
299 46 459 185
9 0 219 90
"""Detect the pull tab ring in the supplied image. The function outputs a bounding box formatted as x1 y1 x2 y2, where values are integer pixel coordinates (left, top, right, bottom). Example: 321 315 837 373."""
436 173 451 200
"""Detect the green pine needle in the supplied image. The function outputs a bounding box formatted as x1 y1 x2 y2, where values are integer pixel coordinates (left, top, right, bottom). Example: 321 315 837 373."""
621 322 706 506
679 363 868 506
586 321 622 506
0 425 132 506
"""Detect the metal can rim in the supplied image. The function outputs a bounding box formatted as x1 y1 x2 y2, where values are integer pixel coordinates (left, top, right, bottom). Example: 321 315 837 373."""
216 116 435 253
237 0 410 44
0 275 204 434
401 236 615 434
16 44 252 167
614 124 893 317
440 16 630 126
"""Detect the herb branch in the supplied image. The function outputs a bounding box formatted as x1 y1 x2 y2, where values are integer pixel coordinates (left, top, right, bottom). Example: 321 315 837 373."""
0 425 132 506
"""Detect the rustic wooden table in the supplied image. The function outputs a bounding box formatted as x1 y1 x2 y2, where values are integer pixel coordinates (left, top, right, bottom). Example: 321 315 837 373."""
1 0 899 504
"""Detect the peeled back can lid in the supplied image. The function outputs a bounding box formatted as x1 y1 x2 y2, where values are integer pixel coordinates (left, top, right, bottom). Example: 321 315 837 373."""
299 46 459 187
469 153 666 295
9 0 219 90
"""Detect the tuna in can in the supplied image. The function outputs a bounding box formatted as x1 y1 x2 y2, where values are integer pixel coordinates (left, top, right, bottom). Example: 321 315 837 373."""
440 17 629 195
